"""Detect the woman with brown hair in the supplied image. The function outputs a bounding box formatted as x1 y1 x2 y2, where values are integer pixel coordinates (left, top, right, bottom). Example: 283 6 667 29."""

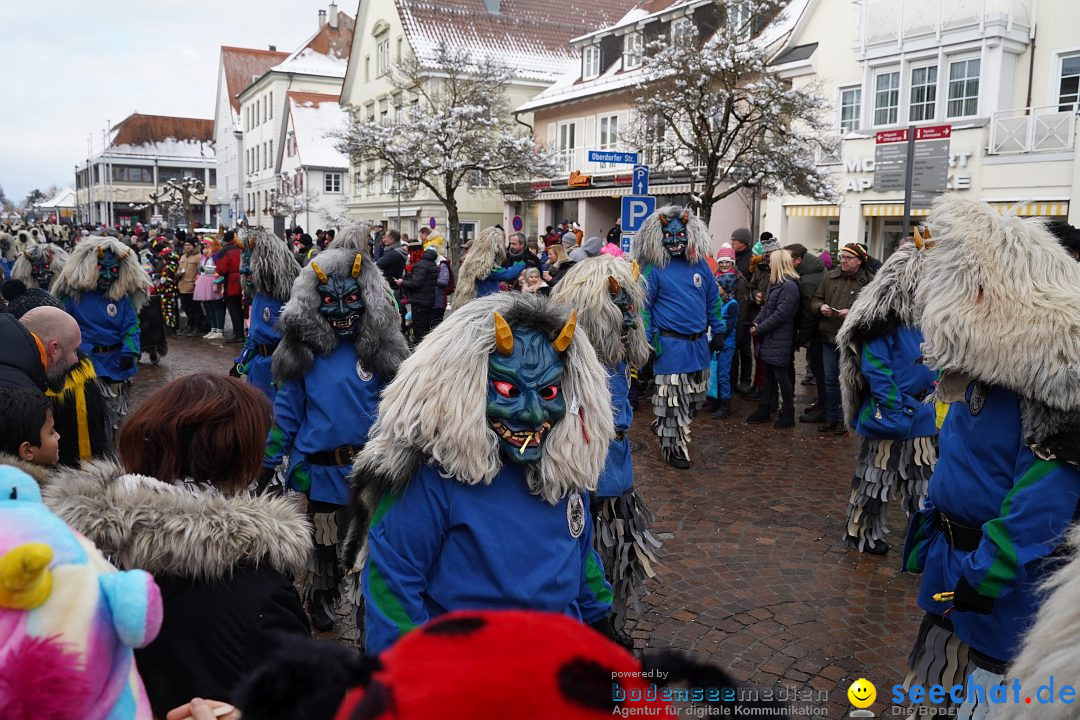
43 374 312 718
541 242 576 288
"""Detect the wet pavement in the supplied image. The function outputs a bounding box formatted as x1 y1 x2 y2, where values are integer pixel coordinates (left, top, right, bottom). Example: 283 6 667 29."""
130 337 919 718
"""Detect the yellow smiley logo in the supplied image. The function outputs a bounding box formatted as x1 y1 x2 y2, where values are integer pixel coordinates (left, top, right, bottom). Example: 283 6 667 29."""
847 678 876 709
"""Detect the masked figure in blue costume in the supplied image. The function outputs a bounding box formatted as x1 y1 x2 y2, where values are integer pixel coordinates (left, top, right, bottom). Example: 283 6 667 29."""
450 226 526 309
52 236 151 426
549 255 660 640
12 241 68 291
231 228 299 403
343 292 617 654
837 235 938 555
263 247 409 632
901 198 1080 720
633 206 726 469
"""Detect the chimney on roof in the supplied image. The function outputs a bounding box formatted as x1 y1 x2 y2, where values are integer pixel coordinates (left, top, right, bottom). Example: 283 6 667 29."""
268 45 276 51
318 9 327 28
483 0 500 13
328 2 339 28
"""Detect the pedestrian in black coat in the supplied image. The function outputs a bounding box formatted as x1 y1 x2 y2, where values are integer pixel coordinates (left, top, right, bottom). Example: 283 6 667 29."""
41 376 312 718
747 249 802 428
399 248 440 342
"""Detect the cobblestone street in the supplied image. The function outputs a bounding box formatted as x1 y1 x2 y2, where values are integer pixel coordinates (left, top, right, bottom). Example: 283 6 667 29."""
132 335 920 718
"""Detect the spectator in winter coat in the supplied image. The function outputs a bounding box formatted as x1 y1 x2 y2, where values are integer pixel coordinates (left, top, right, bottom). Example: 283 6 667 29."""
176 240 204 336
786 243 828 422
504 232 542 271
214 232 246 343
42 375 311 718
746 249 801 428
399 248 440 342
569 236 604 262
542 243 576 288
375 230 407 286
729 227 755 393
811 242 874 433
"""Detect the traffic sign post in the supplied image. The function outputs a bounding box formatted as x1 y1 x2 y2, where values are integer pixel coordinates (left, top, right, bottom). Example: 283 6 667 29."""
632 165 650 195
621 196 656 233
875 125 951 238
511 215 523 232
620 233 635 255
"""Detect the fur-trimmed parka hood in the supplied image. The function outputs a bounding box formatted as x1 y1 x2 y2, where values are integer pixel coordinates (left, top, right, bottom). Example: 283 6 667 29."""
42 459 311 582
0 452 52 486
837 242 927 426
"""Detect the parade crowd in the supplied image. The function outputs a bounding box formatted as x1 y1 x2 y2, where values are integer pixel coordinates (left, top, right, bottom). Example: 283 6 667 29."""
2 197 1080 720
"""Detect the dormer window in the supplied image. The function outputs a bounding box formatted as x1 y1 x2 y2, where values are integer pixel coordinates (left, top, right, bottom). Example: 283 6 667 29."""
671 16 694 40
623 33 643 70
582 45 600 80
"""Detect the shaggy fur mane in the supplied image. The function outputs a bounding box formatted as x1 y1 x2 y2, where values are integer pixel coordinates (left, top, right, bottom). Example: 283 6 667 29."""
43 459 311 582
921 197 1080 413
271 247 409 383
632 205 710 269
343 292 615 569
248 228 299 302
549 255 650 369
452 226 507 309
11 242 68 290
836 242 926 426
325 223 372 252
51 237 150 309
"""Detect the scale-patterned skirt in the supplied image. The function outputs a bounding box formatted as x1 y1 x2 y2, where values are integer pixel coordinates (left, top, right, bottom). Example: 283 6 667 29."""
905 614 1006 719
594 490 661 629
651 369 709 452
846 435 936 550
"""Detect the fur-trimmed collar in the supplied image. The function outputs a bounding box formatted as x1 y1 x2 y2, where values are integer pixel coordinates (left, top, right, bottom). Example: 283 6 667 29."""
0 452 52 486
43 460 311 582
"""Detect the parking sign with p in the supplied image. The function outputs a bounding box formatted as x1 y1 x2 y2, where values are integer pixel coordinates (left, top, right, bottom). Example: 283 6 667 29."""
621 195 656 233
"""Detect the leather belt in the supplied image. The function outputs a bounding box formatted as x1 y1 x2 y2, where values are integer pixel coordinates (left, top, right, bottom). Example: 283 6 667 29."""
660 329 704 341
307 445 363 466
614 430 626 441
254 343 277 356
92 343 122 353
939 512 982 552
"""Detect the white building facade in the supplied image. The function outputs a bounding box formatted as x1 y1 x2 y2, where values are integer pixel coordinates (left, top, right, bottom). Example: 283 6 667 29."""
277 92 350 232
765 0 1080 259
236 4 354 234
212 46 288 230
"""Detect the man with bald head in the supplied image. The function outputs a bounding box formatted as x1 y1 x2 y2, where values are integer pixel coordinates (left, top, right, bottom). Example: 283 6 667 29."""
19 306 83 386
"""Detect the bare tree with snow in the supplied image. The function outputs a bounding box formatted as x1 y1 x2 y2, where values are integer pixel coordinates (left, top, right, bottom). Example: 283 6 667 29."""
271 179 316 230
623 0 834 224
333 42 557 263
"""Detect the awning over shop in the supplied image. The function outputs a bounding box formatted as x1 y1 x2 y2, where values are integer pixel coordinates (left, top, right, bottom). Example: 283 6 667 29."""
785 205 839 217
380 206 423 217
862 201 1069 217
536 183 692 201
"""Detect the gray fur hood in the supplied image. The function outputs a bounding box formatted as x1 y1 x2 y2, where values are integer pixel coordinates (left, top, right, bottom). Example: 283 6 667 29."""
43 460 311 582
0 452 52 486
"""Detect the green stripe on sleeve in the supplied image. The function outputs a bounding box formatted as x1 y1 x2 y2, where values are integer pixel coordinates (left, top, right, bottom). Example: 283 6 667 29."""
264 425 286 460
370 492 399 529
586 552 614 605
976 460 1057 597
368 560 417 637
862 345 898 409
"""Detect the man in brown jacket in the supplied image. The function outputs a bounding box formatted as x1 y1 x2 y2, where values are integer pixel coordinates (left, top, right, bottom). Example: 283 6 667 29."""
176 240 204 336
810 242 874 433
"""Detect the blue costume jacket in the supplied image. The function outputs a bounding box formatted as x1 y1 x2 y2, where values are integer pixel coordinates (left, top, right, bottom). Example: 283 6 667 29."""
474 262 524 299
903 384 1080 662
854 326 937 439
642 259 725 375
363 462 613 654
234 294 285 403
598 361 633 498
63 292 140 381
264 342 385 505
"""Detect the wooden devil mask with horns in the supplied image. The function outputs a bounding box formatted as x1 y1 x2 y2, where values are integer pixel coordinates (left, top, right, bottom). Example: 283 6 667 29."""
486 310 576 463
312 253 365 337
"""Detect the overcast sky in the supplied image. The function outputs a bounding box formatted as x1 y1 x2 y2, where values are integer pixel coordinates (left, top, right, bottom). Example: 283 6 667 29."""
0 1 340 204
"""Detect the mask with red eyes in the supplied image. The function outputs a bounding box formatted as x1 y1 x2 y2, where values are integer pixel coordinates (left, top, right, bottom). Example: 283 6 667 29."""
486 325 567 464
317 275 365 337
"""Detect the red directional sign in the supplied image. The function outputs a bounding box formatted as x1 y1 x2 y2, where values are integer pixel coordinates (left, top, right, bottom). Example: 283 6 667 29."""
915 124 952 140
876 129 909 144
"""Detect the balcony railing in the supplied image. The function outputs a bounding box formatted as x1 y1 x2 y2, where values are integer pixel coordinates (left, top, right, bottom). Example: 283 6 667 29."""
989 105 1077 155
862 0 1032 47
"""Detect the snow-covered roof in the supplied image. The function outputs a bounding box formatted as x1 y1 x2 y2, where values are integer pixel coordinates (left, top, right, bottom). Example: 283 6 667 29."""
287 92 349 169
273 47 349 78
221 46 288 113
105 114 215 161
38 188 76 209
397 0 636 84
517 0 811 114
270 10 354 78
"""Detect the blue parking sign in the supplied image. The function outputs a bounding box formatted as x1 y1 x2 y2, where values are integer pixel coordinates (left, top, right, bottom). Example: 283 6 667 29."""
621 195 656 233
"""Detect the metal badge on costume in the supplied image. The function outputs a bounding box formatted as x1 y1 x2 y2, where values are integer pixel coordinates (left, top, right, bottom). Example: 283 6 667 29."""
965 381 988 416
567 492 585 538
356 360 372 381
486 312 572 464
106 303 117 318
693 273 702 288
262 306 271 323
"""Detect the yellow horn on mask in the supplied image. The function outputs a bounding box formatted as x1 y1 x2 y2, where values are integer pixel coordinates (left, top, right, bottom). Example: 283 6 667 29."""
311 262 329 284
0 542 54 610
632 260 641 280
552 310 577 352
608 275 620 296
494 312 513 355
351 254 363 278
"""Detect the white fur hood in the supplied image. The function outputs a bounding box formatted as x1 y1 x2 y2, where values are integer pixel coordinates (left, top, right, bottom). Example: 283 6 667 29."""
43 459 312 582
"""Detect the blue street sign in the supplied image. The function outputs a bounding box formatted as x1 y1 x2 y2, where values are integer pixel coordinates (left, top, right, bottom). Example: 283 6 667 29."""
620 233 634 255
621 195 656 233
587 150 639 165
632 165 650 195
